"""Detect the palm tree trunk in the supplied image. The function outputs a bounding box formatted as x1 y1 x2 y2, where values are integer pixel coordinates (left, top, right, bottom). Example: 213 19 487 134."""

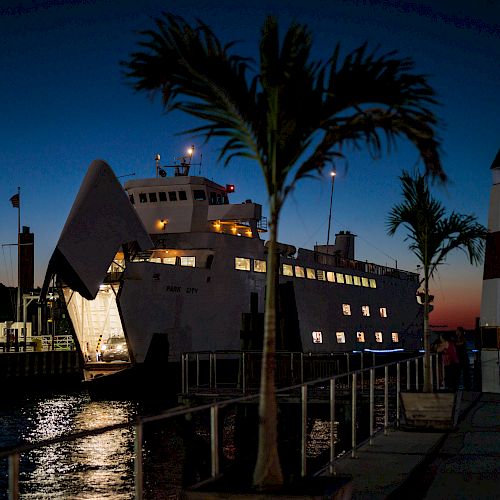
423 269 432 393
253 203 284 490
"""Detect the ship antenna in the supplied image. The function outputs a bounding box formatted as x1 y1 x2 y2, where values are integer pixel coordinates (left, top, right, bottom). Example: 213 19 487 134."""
155 153 161 179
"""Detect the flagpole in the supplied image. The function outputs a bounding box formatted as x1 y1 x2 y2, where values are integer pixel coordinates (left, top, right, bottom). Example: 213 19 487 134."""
16 186 21 326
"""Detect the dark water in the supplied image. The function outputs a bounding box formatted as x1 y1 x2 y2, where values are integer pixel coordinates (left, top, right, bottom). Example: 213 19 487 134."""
0 382 396 499
0 390 178 499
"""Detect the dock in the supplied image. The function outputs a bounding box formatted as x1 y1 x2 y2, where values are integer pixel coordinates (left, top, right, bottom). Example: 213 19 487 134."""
331 391 500 499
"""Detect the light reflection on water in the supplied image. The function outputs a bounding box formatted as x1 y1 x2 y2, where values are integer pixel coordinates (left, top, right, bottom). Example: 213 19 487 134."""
1 391 139 499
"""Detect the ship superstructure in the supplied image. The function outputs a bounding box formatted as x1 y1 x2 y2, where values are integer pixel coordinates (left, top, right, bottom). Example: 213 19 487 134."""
43 149 423 384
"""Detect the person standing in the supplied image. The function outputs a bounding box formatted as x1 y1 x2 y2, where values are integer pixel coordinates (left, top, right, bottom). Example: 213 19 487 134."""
437 332 460 391
455 326 471 389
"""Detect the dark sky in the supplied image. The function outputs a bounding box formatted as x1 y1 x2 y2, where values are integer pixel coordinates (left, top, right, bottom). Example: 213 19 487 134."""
0 0 499 327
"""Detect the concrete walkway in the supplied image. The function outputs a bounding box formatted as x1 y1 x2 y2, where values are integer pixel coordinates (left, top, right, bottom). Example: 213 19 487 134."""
330 391 500 499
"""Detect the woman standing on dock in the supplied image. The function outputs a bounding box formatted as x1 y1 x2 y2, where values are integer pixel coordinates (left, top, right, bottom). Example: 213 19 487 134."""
437 332 460 391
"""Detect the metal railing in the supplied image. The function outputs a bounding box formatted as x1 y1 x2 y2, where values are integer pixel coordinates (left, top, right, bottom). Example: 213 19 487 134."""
1 353 439 499
180 349 423 395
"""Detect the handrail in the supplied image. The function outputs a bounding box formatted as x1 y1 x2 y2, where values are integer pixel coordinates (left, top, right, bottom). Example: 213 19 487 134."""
1 353 436 499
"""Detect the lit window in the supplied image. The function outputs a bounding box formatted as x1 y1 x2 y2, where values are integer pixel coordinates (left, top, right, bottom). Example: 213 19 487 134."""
181 256 196 267
326 271 335 282
342 304 351 316
283 264 293 276
345 274 353 285
362 305 370 317
380 307 388 318
150 257 162 263
163 257 176 265
148 192 157 203
353 276 361 286
312 331 323 344
356 331 365 342
362 277 369 287
159 192 168 202
254 259 266 273
139 193 147 203
193 189 206 201
178 190 187 201
295 266 305 278
235 257 250 271
336 332 346 343
375 332 383 343
336 273 345 284
369 279 377 288
317 270 326 281
168 191 177 201
392 332 399 343
306 268 316 279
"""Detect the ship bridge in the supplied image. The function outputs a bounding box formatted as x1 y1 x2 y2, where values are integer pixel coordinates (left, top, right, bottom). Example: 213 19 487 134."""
124 175 266 238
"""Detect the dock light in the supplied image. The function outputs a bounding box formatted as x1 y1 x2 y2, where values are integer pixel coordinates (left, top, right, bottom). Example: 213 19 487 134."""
226 184 235 193
330 171 336 177
187 146 193 156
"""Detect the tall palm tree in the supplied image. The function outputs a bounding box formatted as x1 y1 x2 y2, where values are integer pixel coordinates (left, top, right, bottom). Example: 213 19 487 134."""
387 171 486 393
123 14 444 490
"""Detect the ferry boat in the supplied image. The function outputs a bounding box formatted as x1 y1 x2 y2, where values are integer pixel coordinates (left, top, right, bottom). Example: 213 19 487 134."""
42 148 423 389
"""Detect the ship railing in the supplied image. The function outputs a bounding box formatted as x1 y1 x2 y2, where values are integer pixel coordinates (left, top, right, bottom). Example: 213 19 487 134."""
1 352 441 499
179 349 431 396
301 248 418 282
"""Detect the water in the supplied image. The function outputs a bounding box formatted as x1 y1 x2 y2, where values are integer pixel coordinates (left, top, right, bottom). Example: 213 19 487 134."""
0 382 398 499
0 390 169 499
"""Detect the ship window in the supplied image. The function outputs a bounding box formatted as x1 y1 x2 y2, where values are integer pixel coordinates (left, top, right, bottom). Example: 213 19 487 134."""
345 274 353 285
326 271 335 282
353 276 361 286
356 331 365 342
295 266 305 278
168 191 177 201
362 305 370 317
392 332 399 343
129 194 135 205
193 189 206 201
362 277 369 287
159 191 168 202
235 257 250 271
209 192 217 205
336 332 346 343
317 270 326 281
150 257 162 263
254 259 266 273
369 278 377 288
306 268 316 279
180 256 196 267
163 257 176 265
148 192 158 203
139 193 147 203
380 307 388 318
375 332 383 343
342 304 351 316
178 190 187 200
336 273 345 284
312 331 323 344
216 193 223 205
283 264 293 276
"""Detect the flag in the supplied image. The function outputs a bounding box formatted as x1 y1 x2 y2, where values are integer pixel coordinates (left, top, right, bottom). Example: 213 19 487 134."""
10 193 19 208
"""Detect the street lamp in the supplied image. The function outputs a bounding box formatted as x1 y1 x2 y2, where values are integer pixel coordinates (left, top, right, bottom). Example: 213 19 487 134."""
326 170 336 248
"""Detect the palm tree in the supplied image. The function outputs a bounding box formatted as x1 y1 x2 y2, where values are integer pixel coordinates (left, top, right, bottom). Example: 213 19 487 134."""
387 171 486 393
123 14 444 490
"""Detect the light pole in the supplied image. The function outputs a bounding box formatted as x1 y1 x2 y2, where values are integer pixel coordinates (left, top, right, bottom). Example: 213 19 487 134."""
326 170 336 249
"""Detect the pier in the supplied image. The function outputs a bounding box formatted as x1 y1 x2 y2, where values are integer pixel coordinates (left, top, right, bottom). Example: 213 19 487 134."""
1 352 496 498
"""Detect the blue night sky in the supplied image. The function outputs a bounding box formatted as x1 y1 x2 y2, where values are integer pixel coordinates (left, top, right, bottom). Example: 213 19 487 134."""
0 0 499 328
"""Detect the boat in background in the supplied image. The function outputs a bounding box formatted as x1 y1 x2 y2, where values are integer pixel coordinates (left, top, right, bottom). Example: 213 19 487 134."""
42 147 423 395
